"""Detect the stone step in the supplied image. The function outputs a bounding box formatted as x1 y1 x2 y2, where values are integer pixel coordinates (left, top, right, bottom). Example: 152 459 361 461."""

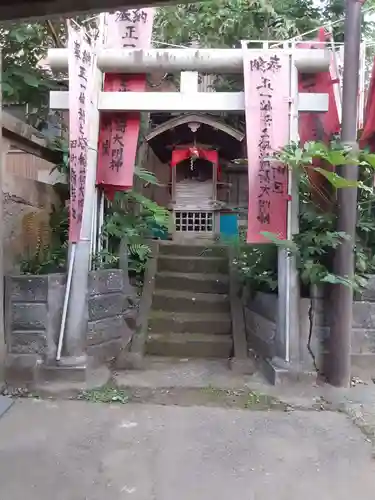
145 333 233 358
152 289 230 314
156 271 229 294
149 311 231 335
159 242 228 258
158 255 228 274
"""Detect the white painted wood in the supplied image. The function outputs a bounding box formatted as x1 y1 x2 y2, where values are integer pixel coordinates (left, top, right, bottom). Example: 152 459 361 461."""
99 91 245 112
50 90 329 113
297 93 329 113
180 72 199 93
47 47 330 74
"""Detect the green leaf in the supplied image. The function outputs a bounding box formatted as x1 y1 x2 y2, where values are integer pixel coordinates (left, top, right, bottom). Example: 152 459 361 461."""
23 73 41 88
361 153 375 169
314 168 360 189
11 29 28 43
260 231 298 252
1 82 14 95
134 166 161 185
326 150 347 166
320 273 354 288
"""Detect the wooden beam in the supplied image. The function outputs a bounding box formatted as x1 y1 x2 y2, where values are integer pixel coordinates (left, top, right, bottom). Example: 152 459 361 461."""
2 112 62 164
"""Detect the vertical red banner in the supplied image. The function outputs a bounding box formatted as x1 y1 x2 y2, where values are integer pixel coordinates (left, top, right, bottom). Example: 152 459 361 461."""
67 22 95 242
297 32 340 209
243 51 290 243
97 9 154 198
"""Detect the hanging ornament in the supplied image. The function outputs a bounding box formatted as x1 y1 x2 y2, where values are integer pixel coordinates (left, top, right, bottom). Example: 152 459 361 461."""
189 146 199 170
190 154 195 171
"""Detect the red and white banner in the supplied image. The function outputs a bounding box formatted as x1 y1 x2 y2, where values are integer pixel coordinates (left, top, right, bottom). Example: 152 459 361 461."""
243 51 290 243
97 9 154 199
67 21 95 242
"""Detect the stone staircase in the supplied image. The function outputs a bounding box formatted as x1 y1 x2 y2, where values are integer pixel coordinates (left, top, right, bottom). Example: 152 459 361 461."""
146 242 233 359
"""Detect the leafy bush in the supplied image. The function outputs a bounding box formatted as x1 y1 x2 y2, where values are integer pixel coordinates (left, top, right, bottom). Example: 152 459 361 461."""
231 141 375 295
94 167 171 279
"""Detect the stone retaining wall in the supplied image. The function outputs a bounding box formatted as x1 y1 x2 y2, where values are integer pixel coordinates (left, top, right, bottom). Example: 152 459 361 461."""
5 274 66 363
5 269 138 383
244 280 375 373
86 269 138 363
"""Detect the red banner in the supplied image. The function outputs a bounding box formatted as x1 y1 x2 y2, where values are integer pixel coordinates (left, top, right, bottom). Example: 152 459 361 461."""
243 51 290 243
297 29 340 210
67 22 95 242
298 29 340 146
96 9 154 199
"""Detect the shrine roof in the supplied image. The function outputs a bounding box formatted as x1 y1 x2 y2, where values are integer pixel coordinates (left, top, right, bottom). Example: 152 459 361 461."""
146 113 244 163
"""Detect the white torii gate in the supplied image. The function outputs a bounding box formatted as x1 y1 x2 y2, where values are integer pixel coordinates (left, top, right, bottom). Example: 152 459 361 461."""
48 46 330 114
47 41 330 372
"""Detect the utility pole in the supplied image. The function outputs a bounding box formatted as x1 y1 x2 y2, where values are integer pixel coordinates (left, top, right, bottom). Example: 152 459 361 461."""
328 0 365 387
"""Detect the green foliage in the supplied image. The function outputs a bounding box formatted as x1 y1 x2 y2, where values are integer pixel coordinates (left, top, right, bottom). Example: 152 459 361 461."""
233 141 375 294
20 162 169 280
95 168 171 278
154 0 374 51
78 384 129 404
50 137 69 178
1 22 65 126
232 232 278 292
1 17 98 125
154 0 321 48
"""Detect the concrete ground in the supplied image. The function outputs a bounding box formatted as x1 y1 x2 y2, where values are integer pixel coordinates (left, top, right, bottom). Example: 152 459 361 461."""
2 357 375 499
0 397 375 499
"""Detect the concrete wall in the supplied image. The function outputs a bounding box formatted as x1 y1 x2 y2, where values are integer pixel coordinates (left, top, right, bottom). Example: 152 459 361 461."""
244 283 375 373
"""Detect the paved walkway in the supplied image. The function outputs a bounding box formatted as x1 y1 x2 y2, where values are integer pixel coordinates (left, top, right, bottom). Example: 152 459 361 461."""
0 398 375 500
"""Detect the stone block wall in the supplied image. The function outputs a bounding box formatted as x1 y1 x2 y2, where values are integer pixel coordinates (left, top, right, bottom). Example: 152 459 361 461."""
5 269 139 383
244 280 375 372
5 274 66 380
86 269 138 363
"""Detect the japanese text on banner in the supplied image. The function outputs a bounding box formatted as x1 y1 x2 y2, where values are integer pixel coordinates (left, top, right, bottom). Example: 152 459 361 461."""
243 51 290 244
106 8 154 49
68 22 95 242
96 8 154 196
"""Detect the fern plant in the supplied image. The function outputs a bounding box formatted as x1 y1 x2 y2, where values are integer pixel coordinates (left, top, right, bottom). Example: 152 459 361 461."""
96 167 171 278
